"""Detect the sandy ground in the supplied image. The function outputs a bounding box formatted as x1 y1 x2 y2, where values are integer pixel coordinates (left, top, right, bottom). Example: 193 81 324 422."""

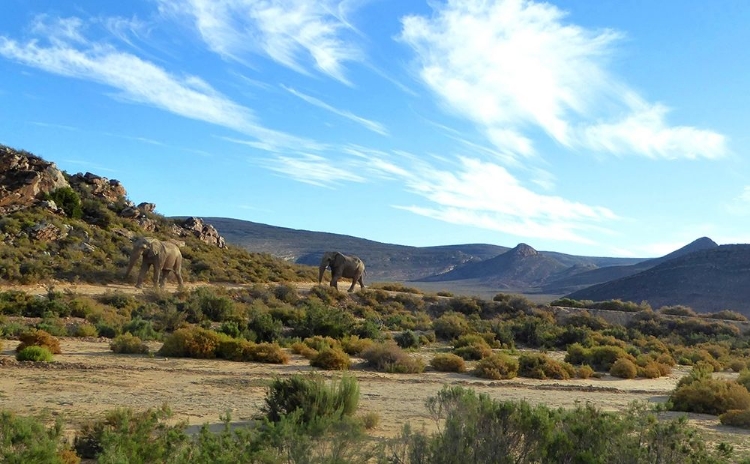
1 282 749 450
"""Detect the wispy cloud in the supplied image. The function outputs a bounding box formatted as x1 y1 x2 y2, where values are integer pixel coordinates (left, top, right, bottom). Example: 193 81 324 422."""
399 0 727 160
393 156 617 243
282 85 388 135
260 153 365 187
0 16 320 152
725 186 750 216
161 0 362 84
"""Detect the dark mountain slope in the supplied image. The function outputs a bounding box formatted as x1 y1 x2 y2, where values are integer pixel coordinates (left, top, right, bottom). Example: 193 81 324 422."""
542 237 718 294
204 217 508 281
416 243 568 289
567 244 750 314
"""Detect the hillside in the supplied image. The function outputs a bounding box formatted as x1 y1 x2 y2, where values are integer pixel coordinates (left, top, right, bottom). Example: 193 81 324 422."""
541 237 719 294
567 244 750 314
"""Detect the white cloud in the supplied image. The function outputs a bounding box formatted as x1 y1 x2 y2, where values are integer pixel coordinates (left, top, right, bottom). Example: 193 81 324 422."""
162 0 362 84
725 186 750 216
282 85 388 135
261 153 364 187
0 23 321 152
399 0 727 160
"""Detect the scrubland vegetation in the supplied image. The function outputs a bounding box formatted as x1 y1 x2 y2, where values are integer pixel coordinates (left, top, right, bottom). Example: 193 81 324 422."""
3 170 750 461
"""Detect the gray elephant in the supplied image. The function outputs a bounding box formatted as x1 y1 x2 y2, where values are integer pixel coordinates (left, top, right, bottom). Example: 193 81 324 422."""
125 237 184 289
318 251 365 292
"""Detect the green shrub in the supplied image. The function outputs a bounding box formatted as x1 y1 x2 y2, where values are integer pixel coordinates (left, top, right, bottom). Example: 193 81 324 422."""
262 374 359 424
361 411 380 430
341 335 374 355
432 312 470 340
360 341 425 373
588 345 633 371
609 358 637 379
453 343 492 360
430 353 467 373
16 328 61 354
719 409 750 428
47 187 83 219
0 410 73 462
637 361 665 379
16 345 54 362
518 353 570 380
474 353 518 380
670 376 750 415
72 323 98 338
729 359 747 373
311 348 351 370
302 335 341 352
157 327 230 359
110 333 149 355
394 330 421 349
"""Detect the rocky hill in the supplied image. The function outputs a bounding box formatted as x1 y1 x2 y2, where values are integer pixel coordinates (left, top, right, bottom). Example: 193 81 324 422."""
0 144 315 285
567 244 750 314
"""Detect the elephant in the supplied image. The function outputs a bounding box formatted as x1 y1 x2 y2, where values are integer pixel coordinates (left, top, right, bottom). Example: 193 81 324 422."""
125 237 184 289
318 251 365 292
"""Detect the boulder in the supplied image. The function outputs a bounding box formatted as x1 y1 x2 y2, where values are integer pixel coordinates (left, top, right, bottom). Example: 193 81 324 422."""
181 217 226 248
68 172 127 204
0 145 69 212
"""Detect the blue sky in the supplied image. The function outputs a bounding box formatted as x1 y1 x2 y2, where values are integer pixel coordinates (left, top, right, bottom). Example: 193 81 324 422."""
1 0 749 258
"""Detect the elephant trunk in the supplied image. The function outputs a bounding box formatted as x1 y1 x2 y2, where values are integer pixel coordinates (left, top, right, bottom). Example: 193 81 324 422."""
318 264 327 284
125 249 140 277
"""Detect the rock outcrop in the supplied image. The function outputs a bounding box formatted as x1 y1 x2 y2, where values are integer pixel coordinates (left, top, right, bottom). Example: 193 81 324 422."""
178 217 226 248
68 172 127 204
0 145 69 213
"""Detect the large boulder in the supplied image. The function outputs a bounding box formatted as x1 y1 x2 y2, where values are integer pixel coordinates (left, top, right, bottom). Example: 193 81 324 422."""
68 172 127 204
180 217 226 248
0 145 69 212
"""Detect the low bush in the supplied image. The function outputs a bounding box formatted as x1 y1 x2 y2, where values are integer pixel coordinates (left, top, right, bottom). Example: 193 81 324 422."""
361 411 380 429
311 348 351 370
16 328 61 354
518 353 571 380
71 323 98 338
262 374 359 424
0 410 74 462
474 353 518 380
290 341 318 359
157 327 231 359
577 365 595 379
394 330 421 349
670 376 750 415
341 335 374 356
609 358 637 379
737 369 750 391
360 341 425 373
430 353 467 373
719 409 750 428
245 342 289 364
16 345 54 362
432 312 470 340
110 333 149 355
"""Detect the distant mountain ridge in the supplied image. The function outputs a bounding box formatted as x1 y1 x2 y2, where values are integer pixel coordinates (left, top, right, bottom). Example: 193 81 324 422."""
568 244 750 313
205 217 644 284
541 237 719 294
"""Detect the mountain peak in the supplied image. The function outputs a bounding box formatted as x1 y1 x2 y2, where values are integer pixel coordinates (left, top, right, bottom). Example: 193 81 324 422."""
511 243 538 257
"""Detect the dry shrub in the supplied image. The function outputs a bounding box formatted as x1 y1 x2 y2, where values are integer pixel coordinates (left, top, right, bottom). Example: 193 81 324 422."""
361 411 380 430
341 335 374 356
736 369 750 391
302 336 341 352
719 409 750 428
589 345 634 371
474 353 518 380
72 323 98 338
636 361 662 379
670 376 750 415
655 352 676 367
290 342 318 359
577 365 595 379
518 353 571 380
110 333 149 354
311 348 351 370
360 341 425 373
610 358 638 379
157 327 230 359
17 328 61 354
430 353 467 373
453 343 492 360
246 342 289 364
729 359 747 373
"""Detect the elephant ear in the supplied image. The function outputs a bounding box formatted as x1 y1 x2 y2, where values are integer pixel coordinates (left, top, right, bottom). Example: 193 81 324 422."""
146 240 161 258
333 253 346 266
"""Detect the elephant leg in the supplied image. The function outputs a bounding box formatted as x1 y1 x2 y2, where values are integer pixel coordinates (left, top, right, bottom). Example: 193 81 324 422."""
160 269 171 288
136 264 149 288
348 272 362 292
175 269 184 290
358 275 365 290
330 275 339 290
